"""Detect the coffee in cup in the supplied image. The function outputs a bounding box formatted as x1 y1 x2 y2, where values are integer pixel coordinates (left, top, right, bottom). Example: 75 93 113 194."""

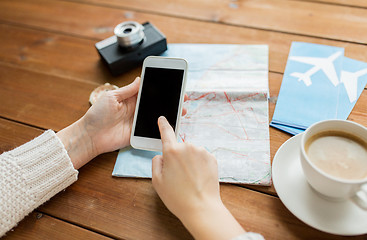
300 120 367 209
305 131 367 180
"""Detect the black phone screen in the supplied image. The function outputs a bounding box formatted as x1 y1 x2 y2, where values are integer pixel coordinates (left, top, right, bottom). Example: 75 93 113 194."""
134 67 184 139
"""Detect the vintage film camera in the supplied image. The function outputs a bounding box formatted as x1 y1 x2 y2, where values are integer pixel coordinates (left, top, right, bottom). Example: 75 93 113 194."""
96 21 167 76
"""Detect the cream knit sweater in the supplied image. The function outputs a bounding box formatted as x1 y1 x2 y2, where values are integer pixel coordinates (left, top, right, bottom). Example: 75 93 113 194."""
0 130 78 237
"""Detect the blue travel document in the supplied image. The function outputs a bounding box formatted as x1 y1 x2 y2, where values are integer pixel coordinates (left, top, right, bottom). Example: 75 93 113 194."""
271 42 344 132
271 43 367 135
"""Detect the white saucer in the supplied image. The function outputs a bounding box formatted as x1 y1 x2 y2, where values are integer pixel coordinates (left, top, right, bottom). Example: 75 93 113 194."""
272 134 367 236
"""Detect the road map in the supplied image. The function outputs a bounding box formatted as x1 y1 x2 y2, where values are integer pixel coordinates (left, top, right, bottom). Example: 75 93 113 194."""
113 44 271 185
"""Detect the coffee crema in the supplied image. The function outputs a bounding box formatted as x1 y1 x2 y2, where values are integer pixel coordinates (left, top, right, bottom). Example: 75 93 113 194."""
305 131 367 180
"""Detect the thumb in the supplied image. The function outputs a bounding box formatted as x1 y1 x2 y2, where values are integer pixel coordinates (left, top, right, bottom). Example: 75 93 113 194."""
152 155 163 186
115 77 140 102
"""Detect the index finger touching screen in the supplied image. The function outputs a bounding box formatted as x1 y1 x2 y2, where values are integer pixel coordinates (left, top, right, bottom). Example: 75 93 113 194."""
158 116 177 147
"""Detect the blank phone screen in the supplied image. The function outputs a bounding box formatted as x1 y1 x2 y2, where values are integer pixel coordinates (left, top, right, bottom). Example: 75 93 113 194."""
134 67 184 139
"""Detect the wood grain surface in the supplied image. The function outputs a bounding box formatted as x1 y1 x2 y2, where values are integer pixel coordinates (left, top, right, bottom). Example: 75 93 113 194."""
1 0 367 239
1 0 367 77
2 212 111 240
297 0 367 8
66 0 367 43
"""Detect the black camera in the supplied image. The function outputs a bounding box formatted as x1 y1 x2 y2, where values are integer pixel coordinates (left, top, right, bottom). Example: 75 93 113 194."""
95 21 167 76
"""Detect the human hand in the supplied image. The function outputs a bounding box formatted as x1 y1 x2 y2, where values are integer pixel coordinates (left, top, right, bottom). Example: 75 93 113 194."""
82 77 140 156
57 77 188 169
152 116 246 240
57 77 140 169
83 78 188 158
152 116 221 218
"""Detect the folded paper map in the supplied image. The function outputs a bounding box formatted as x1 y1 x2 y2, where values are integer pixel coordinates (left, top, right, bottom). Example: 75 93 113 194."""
113 44 271 185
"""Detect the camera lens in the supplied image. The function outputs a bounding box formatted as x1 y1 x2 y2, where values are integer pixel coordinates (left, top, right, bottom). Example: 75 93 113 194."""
123 28 132 34
114 21 145 48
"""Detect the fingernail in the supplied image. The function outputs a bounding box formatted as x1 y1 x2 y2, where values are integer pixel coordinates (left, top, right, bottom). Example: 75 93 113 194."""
158 116 166 122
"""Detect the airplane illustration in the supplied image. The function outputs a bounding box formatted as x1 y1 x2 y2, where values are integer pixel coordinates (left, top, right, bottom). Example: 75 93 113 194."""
340 68 367 103
289 51 342 87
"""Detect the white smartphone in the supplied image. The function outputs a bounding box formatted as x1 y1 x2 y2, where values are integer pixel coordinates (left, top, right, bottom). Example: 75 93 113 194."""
130 56 188 151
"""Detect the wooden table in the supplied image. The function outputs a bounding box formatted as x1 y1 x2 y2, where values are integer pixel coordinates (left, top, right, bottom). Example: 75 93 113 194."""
1 0 366 239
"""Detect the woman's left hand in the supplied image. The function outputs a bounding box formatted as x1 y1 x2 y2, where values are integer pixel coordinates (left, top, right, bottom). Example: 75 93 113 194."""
57 77 140 169
57 77 187 169
83 77 141 157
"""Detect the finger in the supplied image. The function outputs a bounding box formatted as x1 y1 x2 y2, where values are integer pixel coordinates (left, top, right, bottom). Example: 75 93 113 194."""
115 77 140 102
152 155 163 183
182 107 187 116
158 116 177 147
184 94 189 102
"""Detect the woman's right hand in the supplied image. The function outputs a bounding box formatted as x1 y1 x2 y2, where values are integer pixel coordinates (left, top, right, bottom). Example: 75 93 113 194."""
152 116 246 240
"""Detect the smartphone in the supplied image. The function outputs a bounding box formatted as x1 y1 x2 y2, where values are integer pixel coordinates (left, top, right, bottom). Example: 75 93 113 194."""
130 56 188 151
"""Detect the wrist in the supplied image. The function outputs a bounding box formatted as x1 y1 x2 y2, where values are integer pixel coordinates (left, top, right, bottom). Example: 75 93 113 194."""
180 198 245 240
57 118 97 169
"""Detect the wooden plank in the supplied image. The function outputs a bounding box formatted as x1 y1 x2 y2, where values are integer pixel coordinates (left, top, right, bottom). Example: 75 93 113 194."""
0 23 116 85
0 23 140 85
65 0 367 44
296 0 367 8
0 63 97 131
348 89 367 124
1 1 367 80
0 119 43 154
2 212 111 240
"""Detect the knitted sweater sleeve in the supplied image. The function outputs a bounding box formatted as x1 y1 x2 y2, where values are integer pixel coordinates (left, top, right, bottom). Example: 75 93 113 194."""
0 130 78 237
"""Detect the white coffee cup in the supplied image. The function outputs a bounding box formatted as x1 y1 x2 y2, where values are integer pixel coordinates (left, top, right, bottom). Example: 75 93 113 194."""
300 120 367 209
